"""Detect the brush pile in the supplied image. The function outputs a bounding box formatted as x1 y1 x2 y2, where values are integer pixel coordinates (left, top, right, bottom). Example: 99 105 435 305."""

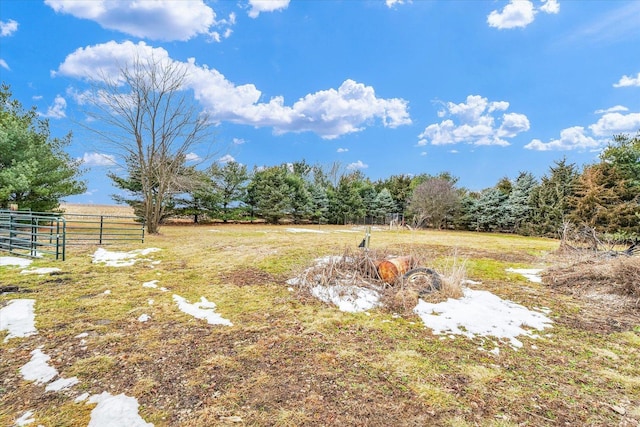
288 248 465 315
543 254 640 310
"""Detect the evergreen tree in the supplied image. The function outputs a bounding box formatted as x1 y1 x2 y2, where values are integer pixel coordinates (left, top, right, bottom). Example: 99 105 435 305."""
205 161 249 222
474 187 509 232
0 84 86 211
503 172 538 234
246 165 291 224
373 188 397 221
570 133 640 238
309 183 329 224
375 174 412 214
287 173 312 224
530 158 578 237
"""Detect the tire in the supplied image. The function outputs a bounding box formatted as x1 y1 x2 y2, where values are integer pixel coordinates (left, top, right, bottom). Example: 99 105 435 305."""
402 267 442 295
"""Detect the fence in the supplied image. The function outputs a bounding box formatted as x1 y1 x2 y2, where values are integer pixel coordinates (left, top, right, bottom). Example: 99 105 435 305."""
62 212 144 246
0 210 145 261
0 211 66 260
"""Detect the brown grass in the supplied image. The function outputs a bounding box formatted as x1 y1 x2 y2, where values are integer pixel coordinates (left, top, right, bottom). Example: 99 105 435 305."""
2 224 639 427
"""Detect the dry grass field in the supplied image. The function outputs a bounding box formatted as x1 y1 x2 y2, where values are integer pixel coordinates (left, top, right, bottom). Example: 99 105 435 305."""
1 204 639 426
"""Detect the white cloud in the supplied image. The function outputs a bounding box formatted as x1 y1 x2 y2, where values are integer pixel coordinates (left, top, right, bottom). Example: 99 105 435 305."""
527 109 640 151
418 95 529 146
232 138 246 145
540 0 560 14
53 41 172 84
525 126 601 151
218 154 235 163
0 19 18 36
386 0 411 8
487 0 535 29
55 41 411 139
248 0 290 18
40 95 67 119
337 148 349 153
487 0 558 30
595 105 629 114
0 59 9 70
185 152 201 162
44 0 231 42
589 112 640 136
613 72 640 88
347 160 368 171
81 152 117 166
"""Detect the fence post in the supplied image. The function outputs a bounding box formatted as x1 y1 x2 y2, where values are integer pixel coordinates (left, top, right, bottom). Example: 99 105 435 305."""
31 217 37 257
99 215 104 245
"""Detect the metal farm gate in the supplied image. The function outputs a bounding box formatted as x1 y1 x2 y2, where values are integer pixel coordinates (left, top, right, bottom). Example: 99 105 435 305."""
0 210 145 261
0 210 66 260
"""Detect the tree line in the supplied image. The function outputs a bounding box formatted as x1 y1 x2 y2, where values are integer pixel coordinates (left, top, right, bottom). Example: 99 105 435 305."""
112 130 640 242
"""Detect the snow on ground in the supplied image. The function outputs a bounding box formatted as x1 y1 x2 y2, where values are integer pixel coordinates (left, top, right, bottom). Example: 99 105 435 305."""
506 268 543 283
285 227 328 234
91 247 161 267
286 255 382 313
311 285 380 313
83 392 153 427
0 299 37 342
20 348 58 384
20 267 61 275
19 347 78 391
13 411 35 427
173 295 233 326
414 288 553 349
0 256 32 268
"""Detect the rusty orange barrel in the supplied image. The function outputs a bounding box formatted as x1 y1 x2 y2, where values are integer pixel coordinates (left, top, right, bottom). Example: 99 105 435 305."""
376 256 413 283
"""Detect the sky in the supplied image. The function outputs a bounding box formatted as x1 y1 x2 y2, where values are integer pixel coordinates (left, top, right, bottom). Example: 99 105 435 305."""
1 0 639 205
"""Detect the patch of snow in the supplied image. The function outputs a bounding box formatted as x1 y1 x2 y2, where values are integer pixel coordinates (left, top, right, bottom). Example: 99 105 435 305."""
414 288 552 349
0 299 37 341
87 392 153 427
285 228 327 234
0 256 32 268
138 314 150 322
506 268 543 283
14 411 35 426
91 248 161 267
311 285 380 313
75 392 90 402
20 267 62 275
103 290 111 295
142 280 158 288
20 348 58 384
46 376 79 392
75 332 89 338
173 295 232 326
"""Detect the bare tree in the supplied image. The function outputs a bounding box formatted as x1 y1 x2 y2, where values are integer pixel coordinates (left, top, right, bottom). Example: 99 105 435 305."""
408 176 460 229
83 55 212 234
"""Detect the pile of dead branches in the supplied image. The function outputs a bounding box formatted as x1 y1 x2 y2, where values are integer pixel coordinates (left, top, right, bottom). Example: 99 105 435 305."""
544 254 640 309
289 247 465 315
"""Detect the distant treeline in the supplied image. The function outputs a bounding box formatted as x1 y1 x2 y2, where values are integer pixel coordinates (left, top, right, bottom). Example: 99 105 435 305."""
113 132 639 241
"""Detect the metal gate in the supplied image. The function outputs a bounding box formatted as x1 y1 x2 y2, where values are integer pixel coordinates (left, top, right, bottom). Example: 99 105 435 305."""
0 210 66 260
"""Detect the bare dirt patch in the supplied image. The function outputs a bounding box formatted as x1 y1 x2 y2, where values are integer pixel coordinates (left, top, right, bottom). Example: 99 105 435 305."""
217 267 280 287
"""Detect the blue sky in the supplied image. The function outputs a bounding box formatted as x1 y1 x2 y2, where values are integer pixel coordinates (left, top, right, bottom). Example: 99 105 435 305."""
1 0 639 205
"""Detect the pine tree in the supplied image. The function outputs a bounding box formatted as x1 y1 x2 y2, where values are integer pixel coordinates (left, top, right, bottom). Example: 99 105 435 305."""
0 84 86 211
